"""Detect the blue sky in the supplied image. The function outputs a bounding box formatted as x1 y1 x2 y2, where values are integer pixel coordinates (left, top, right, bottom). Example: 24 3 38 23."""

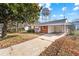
38 3 79 22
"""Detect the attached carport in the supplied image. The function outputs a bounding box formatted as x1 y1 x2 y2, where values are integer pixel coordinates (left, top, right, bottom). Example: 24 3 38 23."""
48 23 67 33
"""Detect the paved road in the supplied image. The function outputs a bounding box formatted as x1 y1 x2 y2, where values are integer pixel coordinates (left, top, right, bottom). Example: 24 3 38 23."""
0 33 66 56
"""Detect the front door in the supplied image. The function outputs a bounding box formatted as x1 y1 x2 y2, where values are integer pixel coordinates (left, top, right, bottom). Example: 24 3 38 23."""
40 26 48 33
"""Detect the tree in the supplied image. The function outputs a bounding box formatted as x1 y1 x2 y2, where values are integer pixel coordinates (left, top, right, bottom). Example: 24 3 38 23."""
0 4 13 38
68 23 75 35
0 3 40 38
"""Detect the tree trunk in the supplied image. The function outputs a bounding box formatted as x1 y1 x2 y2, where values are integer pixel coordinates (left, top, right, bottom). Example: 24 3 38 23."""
15 21 18 32
1 21 7 38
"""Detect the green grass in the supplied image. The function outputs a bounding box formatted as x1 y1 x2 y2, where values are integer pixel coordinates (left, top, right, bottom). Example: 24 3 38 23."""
74 30 79 36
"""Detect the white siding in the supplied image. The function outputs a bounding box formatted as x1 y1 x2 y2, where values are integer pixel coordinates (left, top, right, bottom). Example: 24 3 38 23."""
48 25 64 33
48 26 54 33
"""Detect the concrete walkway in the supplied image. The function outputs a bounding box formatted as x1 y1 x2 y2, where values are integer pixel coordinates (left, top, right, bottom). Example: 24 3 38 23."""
0 33 66 56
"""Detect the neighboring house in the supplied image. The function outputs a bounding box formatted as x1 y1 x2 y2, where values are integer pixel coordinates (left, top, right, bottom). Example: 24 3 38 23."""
24 23 31 31
7 21 30 31
34 19 71 33
72 20 79 30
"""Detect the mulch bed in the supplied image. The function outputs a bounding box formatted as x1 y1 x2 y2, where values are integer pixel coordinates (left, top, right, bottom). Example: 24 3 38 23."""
40 36 79 56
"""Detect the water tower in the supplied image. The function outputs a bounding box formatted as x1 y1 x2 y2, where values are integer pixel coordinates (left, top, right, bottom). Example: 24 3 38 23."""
41 8 50 22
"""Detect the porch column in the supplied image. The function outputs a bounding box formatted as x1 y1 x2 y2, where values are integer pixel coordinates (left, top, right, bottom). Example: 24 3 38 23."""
64 24 66 33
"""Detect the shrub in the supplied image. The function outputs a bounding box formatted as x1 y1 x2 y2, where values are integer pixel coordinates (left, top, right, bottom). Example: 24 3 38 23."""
69 32 74 35
7 28 25 33
68 24 75 35
7 29 16 33
27 29 35 33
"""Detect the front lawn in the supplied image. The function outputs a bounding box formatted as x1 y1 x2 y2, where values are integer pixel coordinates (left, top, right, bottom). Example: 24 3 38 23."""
0 33 40 49
40 36 79 56
74 30 79 35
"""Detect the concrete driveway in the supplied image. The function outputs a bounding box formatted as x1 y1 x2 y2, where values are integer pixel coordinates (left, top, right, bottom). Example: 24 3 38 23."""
0 33 66 56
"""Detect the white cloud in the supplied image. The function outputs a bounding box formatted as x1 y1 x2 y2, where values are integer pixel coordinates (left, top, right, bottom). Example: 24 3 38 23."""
60 14 64 17
68 13 78 19
52 15 56 17
62 7 67 11
74 3 79 6
68 13 75 16
73 3 79 11
45 3 51 8
73 7 79 11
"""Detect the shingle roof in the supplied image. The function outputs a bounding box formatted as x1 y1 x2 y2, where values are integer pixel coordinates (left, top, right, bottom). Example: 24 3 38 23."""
73 21 79 23
34 19 70 26
41 19 66 24
72 19 79 24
